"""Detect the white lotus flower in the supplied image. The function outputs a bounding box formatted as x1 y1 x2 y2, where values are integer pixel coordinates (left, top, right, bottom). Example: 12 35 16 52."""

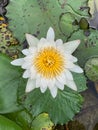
11 27 83 98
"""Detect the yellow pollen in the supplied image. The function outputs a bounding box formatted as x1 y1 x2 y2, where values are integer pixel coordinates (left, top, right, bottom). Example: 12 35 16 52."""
34 47 65 79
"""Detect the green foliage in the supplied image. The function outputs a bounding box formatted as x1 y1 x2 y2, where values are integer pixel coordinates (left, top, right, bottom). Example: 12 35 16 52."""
0 0 94 128
0 54 22 113
5 110 32 130
69 29 98 67
0 45 87 129
18 84 85 124
59 12 78 38
79 17 89 30
85 57 98 82
31 113 53 130
73 72 87 92
6 0 89 42
0 55 53 129
0 54 86 125
5 109 53 130
0 115 22 130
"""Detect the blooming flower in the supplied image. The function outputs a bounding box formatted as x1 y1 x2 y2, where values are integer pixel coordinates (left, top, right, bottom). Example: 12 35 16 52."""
11 27 83 98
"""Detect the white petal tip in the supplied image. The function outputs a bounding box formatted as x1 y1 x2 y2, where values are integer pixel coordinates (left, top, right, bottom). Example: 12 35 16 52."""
25 79 36 93
25 88 32 93
50 88 57 98
80 69 83 73
25 33 30 38
48 27 54 35
11 61 15 65
64 39 81 54
70 85 77 91
48 27 54 31
73 39 81 46
22 73 29 79
25 33 39 46
25 85 36 93
73 87 77 91
11 60 17 65
76 67 84 73
52 94 57 98
72 85 78 91
77 39 81 44
22 49 29 55
66 80 78 91
11 59 23 66
47 27 55 41
25 33 33 41
40 88 47 93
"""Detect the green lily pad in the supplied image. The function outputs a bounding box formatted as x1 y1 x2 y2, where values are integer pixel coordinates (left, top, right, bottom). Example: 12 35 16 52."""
6 0 89 42
0 115 22 130
85 57 98 82
18 83 84 124
73 72 87 92
31 113 53 130
69 29 98 67
5 110 32 130
0 54 22 113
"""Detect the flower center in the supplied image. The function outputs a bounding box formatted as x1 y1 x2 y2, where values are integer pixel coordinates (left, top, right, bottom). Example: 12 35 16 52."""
34 47 64 79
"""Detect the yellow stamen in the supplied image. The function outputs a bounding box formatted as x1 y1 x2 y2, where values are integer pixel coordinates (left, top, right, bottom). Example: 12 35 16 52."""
34 47 64 79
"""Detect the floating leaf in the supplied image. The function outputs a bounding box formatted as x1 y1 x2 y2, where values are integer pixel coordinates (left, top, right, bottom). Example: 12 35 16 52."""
6 0 89 42
5 108 53 129
18 83 84 124
72 72 87 92
69 29 98 67
0 54 22 113
5 110 32 130
0 115 22 130
31 113 53 130
85 57 98 82
59 12 78 38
